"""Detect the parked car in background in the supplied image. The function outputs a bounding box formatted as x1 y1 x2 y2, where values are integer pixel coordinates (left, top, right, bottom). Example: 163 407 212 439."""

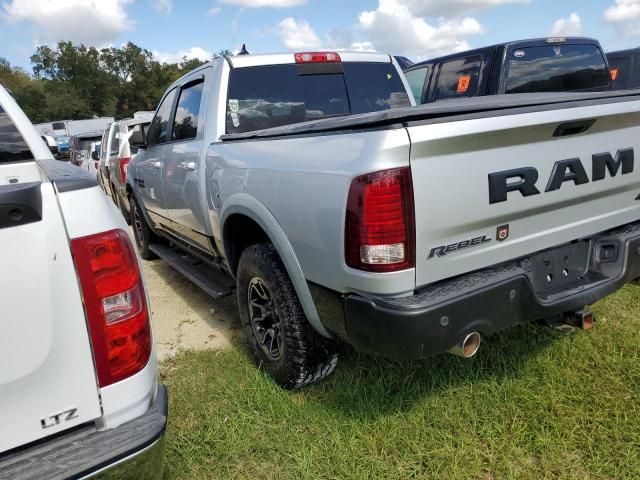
129 51 640 390
40 134 59 157
80 140 101 175
0 84 167 479
404 37 611 104
607 48 640 90
69 132 103 166
55 135 70 160
98 114 153 222
35 118 114 138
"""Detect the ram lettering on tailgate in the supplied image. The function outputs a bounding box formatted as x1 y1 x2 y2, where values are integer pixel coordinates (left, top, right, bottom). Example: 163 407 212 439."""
488 148 634 204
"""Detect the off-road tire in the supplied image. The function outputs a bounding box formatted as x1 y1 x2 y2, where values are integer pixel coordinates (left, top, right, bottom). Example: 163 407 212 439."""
131 195 158 260
237 243 338 389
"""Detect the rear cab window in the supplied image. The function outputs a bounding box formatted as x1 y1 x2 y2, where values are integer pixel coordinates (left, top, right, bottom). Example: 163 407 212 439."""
0 106 33 162
226 62 411 134
505 43 611 94
434 56 482 101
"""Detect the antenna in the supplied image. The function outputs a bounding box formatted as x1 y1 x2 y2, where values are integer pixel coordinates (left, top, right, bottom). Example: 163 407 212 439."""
239 44 250 55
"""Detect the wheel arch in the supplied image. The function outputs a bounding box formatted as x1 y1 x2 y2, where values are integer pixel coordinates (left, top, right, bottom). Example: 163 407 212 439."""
221 194 331 338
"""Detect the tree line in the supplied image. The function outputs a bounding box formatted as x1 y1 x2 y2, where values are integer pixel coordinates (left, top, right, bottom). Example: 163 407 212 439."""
0 41 229 124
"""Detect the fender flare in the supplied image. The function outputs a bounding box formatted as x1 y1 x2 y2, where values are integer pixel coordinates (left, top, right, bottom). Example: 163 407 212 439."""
221 193 331 338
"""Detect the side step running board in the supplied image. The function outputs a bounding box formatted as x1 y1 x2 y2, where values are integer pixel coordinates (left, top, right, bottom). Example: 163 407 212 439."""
149 243 234 299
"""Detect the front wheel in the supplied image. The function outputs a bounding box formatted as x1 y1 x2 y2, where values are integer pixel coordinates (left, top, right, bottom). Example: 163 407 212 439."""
236 243 338 389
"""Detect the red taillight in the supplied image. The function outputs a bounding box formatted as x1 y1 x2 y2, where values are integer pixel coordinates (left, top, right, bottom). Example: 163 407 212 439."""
119 157 131 183
295 52 341 64
71 229 151 387
345 167 415 272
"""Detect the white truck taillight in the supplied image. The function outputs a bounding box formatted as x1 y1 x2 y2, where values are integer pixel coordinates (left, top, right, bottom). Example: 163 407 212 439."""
71 229 151 387
345 167 415 272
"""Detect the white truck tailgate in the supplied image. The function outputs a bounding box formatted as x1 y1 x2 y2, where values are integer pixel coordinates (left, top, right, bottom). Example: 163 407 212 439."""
0 163 102 453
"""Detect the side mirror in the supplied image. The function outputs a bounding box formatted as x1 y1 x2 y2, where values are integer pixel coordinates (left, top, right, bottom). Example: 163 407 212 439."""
41 135 59 156
91 150 99 161
129 130 147 149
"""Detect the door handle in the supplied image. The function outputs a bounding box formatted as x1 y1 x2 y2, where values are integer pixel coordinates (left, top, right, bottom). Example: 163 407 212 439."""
179 161 197 171
152 161 162 169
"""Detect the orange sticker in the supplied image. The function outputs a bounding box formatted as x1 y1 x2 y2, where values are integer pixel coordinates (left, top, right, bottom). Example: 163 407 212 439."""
610 68 619 81
457 75 471 94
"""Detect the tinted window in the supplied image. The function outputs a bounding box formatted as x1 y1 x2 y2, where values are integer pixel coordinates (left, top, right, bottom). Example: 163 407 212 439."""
109 125 120 155
147 88 177 146
226 63 411 134
343 63 411 113
404 67 429 104
435 56 482 100
608 56 634 90
52 122 66 130
506 44 610 94
173 81 204 141
0 106 33 162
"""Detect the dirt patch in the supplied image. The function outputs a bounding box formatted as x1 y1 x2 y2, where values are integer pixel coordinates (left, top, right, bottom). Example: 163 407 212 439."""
141 258 240 361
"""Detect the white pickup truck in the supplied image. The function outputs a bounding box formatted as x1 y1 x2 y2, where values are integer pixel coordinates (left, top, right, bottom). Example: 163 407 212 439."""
0 85 166 479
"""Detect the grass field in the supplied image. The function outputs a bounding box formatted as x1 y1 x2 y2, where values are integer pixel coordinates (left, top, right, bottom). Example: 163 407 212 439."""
162 286 640 480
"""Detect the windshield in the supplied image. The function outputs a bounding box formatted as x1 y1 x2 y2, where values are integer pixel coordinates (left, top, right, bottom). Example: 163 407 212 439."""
505 44 611 94
226 62 411 134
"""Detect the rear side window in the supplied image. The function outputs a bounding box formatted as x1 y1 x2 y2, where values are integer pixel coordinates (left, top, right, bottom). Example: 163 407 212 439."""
505 44 610 94
404 67 429 104
435 56 482 100
608 56 633 90
0 106 33 162
172 80 204 141
147 88 178 146
226 62 411 134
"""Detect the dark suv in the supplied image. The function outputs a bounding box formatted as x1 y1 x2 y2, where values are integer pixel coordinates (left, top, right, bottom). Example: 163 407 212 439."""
404 37 612 104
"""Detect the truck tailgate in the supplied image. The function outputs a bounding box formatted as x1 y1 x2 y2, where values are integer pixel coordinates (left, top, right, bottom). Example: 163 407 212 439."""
409 99 640 287
0 163 102 453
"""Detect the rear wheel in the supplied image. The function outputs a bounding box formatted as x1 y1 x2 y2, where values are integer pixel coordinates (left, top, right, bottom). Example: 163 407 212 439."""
131 195 158 260
236 243 338 389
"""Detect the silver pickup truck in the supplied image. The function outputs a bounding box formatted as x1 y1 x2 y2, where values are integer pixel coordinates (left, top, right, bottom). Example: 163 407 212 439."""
126 50 640 389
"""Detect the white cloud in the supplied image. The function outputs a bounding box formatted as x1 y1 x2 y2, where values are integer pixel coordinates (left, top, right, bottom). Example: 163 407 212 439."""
208 6 223 14
219 0 306 7
2 0 133 46
277 17 322 49
604 0 640 34
153 46 213 64
397 0 529 16
550 13 582 36
354 0 484 58
152 0 172 14
604 0 640 22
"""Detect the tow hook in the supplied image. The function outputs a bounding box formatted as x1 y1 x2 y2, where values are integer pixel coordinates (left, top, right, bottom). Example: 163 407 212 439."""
564 309 596 330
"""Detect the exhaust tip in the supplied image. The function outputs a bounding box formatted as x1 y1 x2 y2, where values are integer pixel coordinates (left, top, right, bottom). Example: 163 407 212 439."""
448 332 481 358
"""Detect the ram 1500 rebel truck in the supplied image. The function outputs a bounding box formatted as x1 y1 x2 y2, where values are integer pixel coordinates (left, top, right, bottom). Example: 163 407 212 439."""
126 50 640 390
0 85 167 479
404 37 611 104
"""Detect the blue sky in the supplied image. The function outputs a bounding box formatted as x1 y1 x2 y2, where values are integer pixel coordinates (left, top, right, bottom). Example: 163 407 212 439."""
1 0 639 71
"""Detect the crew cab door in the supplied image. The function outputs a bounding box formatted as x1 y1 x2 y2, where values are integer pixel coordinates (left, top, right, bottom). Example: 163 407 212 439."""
137 88 178 227
164 72 212 252
0 101 102 453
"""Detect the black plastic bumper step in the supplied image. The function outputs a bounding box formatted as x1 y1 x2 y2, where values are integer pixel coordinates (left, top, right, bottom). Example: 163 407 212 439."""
149 243 234 299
